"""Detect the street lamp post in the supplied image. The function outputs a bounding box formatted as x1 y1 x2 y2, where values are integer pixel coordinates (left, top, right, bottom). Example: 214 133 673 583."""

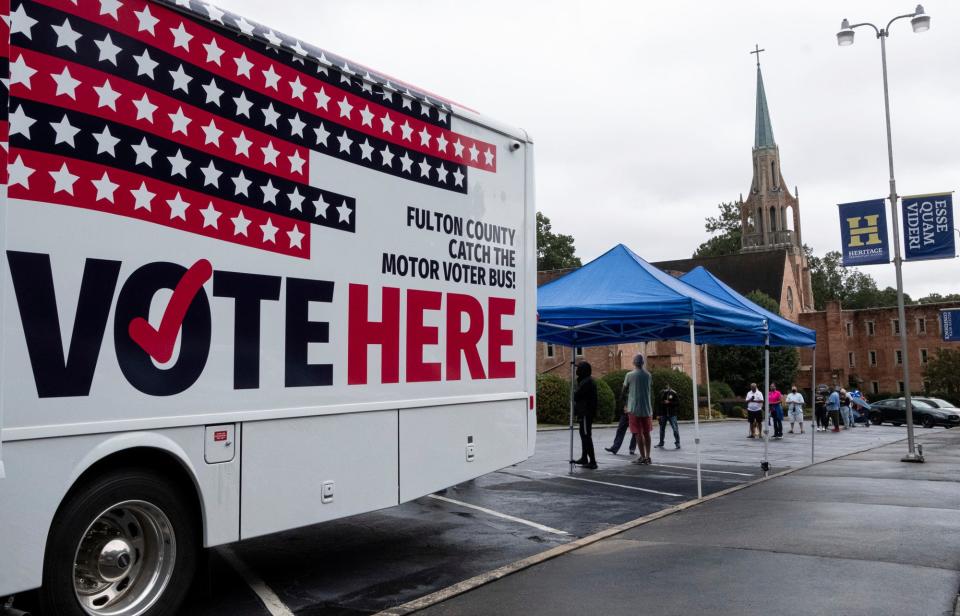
836 5 930 463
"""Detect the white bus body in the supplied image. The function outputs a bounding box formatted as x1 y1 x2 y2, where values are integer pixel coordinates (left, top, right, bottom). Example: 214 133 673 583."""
0 1 536 612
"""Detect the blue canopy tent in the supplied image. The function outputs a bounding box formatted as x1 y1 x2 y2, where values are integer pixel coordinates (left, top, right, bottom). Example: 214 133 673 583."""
679 266 818 466
537 245 770 496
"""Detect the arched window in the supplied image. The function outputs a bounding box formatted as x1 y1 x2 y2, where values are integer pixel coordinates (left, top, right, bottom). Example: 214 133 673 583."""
787 286 795 312
770 161 776 189
769 206 777 231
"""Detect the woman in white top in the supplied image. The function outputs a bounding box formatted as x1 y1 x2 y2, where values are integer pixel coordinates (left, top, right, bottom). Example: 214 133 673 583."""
786 386 806 434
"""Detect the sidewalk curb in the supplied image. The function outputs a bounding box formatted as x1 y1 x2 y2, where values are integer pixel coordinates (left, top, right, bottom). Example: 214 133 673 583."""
374 436 905 616
537 418 742 432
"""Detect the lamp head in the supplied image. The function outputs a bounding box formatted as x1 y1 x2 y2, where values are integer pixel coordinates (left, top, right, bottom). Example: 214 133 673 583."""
837 19 855 46
911 5 930 33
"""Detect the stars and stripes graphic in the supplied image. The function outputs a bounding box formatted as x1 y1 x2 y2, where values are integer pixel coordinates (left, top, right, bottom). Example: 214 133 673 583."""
7 0 496 258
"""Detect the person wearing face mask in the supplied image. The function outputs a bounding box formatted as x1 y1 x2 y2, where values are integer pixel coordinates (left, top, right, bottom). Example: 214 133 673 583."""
572 361 598 469
769 382 784 439
745 383 764 439
786 385 805 434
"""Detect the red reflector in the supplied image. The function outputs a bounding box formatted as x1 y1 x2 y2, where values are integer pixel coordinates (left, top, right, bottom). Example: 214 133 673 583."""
214 430 228 442
529 395 535 410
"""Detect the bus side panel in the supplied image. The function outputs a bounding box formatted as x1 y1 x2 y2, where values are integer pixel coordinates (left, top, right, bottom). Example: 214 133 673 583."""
398 398 526 503
239 410 399 540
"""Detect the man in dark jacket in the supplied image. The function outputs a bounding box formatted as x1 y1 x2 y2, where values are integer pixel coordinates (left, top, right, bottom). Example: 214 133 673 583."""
572 361 598 469
655 384 681 449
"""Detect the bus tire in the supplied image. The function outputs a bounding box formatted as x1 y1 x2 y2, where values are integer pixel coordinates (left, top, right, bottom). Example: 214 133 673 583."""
40 467 199 616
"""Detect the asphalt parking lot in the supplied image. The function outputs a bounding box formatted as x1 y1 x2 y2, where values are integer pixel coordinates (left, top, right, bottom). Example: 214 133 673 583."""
179 420 916 616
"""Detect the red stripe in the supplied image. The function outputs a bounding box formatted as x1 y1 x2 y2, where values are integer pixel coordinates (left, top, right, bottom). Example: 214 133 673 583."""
8 148 310 258
11 47 309 183
32 0 498 172
0 0 9 61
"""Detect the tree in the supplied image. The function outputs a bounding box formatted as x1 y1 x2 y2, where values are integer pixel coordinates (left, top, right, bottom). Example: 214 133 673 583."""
707 291 800 395
924 349 960 397
536 212 581 270
918 292 960 304
694 201 742 257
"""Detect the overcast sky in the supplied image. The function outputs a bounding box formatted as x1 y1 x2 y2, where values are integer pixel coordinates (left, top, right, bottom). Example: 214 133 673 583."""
215 0 960 299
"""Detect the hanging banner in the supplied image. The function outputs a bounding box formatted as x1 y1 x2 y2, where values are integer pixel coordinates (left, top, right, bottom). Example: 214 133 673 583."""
838 199 889 266
902 193 956 261
942 309 960 342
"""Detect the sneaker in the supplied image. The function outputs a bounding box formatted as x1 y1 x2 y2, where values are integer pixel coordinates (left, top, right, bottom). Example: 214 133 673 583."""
748 435 755 439
654 443 664 448
584 462 598 470
788 429 794 434
629 450 636 455
604 447 617 454
631 458 644 465
675 443 681 449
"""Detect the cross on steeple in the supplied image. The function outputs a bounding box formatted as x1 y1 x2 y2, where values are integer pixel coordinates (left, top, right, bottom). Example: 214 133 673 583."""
750 44 765 68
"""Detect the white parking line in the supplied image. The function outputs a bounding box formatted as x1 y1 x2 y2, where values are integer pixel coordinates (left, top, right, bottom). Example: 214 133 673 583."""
524 469 683 497
427 494 569 536
651 463 754 477
217 546 295 616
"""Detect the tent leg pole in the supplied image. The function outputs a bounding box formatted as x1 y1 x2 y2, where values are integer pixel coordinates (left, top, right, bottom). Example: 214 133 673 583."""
763 333 770 477
811 346 816 465
689 321 702 499
569 348 576 474
704 344 711 419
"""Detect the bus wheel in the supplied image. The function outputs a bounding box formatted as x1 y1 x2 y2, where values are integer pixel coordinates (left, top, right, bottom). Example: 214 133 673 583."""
40 468 198 616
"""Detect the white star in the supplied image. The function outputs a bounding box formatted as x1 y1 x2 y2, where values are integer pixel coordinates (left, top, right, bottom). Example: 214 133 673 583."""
10 4 38 39
201 119 222 145
263 29 281 46
98 0 122 20
233 91 252 117
418 158 432 178
202 78 223 105
205 3 225 23
314 123 330 146
235 16 255 36
400 152 413 173
168 64 192 92
400 93 413 110
380 145 394 167
380 113 395 134
436 164 449 183
133 49 158 79
262 64 280 90
91 172 119 203
436 132 449 153
232 131 252 157
130 182 155 210
289 77 306 100
8 155 35 189
231 210 251 236
200 202 221 228
261 103 279 128
314 88 330 110
287 113 306 137
93 79 120 110
337 131 353 153
260 218 278 243
49 163 79 195
439 109 449 123
166 192 190 220
419 100 432 117
287 225 304 249
95 34 121 65
337 96 353 119
468 143 479 161
167 149 190 177
51 18 82 51
131 137 156 166
453 139 465 157
360 106 374 127
51 67 81 99
288 151 306 174
483 148 495 166
336 201 352 223
200 160 221 187
418 127 431 147
10 55 37 89
453 167 465 187
291 40 307 57
359 139 373 161
93 125 120 156
261 141 280 166
232 170 251 196
134 5 159 34
170 22 193 50
234 52 253 78
203 38 224 65
9 105 36 138
168 106 192 135
260 180 279 204
50 115 80 147
400 121 413 141
287 188 305 211
312 195 329 218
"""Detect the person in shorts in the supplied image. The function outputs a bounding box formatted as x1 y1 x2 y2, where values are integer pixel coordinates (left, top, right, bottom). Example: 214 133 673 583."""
786 385 805 434
745 383 764 438
623 354 654 465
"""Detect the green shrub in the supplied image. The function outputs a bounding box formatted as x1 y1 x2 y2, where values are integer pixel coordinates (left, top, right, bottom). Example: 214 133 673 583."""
600 369 629 415
595 378 616 423
707 381 735 400
651 368 694 420
536 373 570 424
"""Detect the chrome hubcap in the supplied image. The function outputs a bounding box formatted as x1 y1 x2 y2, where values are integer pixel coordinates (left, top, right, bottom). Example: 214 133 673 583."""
73 500 176 616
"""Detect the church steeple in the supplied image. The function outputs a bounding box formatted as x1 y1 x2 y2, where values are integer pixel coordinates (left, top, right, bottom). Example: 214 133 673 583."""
754 64 776 149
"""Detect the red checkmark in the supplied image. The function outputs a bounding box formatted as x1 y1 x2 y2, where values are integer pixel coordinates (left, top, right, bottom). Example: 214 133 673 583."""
128 259 213 363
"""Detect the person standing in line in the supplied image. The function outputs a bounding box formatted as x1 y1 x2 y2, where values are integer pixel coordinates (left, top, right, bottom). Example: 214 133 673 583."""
786 386 805 434
623 354 654 465
826 387 842 432
839 388 853 429
571 361 598 469
769 382 784 439
745 383 764 438
655 383 681 449
814 386 828 432
605 396 637 456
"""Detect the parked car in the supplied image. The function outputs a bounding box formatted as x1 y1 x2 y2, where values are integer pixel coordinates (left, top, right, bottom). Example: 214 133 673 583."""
868 398 960 428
